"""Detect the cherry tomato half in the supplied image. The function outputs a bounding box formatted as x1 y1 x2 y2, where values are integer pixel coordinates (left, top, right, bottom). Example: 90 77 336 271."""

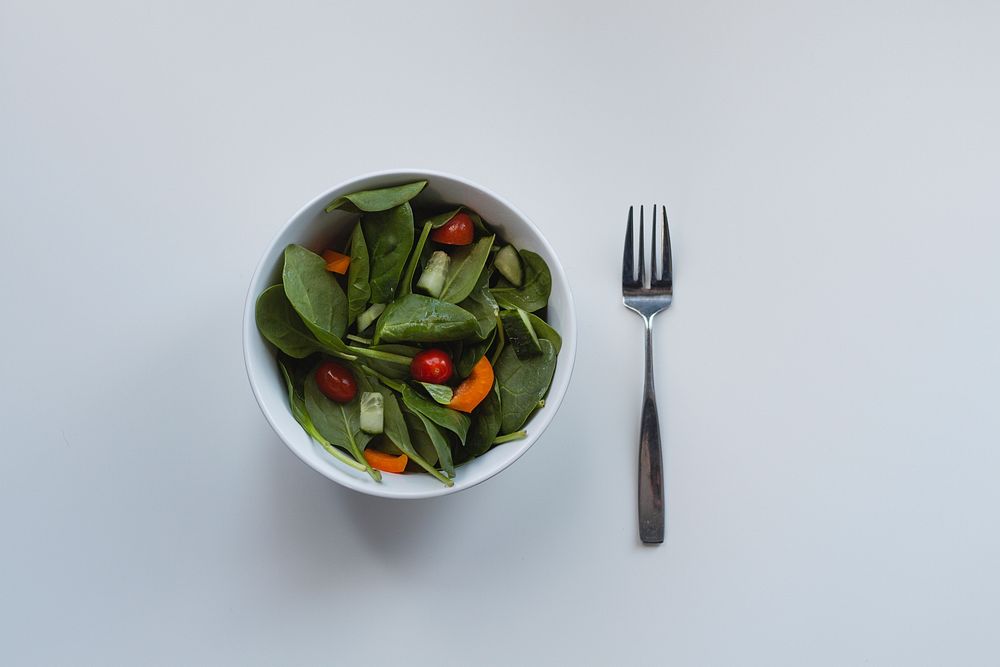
410 349 454 384
316 361 357 403
430 212 475 245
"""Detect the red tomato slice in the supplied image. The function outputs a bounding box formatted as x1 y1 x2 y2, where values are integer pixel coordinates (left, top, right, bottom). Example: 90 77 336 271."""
430 212 475 245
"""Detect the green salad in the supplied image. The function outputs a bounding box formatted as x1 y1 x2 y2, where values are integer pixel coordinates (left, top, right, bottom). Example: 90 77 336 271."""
255 180 560 486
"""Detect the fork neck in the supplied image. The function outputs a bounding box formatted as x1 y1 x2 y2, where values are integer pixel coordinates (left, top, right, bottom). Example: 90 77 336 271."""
643 314 657 393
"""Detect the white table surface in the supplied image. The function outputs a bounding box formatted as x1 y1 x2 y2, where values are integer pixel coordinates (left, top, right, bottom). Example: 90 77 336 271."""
3 1 999 665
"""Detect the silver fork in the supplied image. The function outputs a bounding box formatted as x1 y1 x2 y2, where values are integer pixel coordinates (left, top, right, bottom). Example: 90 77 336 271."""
622 205 673 544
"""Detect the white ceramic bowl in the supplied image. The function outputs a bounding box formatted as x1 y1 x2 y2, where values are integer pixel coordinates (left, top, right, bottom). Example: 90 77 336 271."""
243 169 576 499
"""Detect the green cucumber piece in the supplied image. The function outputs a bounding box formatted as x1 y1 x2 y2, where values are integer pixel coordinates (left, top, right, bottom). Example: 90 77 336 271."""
494 245 524 287
356 302 386 333
499 308 542 358
360 391 384 434
416 250 450 298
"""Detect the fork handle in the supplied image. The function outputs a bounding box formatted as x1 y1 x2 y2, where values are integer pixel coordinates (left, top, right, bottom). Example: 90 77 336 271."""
638 317 665 544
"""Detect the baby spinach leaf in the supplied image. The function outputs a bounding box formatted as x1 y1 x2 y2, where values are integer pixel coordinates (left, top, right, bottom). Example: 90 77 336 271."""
468 210 490 234
489 313 506 366
256 285 323 358
375 294 479 343
282 244 349 347
279 361 368 473
399 221 432 297
459 267 498 340
325 180 427 213
422 207 462 229
304 369 379 480
401 385 470 445
490 250 552 313
346 223 370 324
409 409 454 477
439 235 494 304
363 203 415 303
403 410 439 466
418 382 454 405
495 339 557 434
369 434 402 456
466 384 502 458
455 329 495 378
526 312 562 353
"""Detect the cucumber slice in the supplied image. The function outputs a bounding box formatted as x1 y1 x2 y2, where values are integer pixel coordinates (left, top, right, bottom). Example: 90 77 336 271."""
356 302 386 333
494 245 523 287
499 308 542 358
416 250 450 298
360 391 384 434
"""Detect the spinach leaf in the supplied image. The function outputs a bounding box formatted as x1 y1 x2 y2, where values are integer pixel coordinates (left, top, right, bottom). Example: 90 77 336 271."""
399 221 432 297
526 312 562 353
375 294 479 343
422 207 462 229
401 385 470 445
362 203 415 303
490 250 552 313
369 434 402 456
489 313 505 366
256 285 323 358
346 223 370 324
403 410 440 466
418 382 454 405
455 329 494 378
325 180 427 213
304 368 379 480
408 409 454 477
282 244 349 348
439 235 494 304
466 384 503 458
468 210 490 234
495 339 557 434
459 266 498 340
279 361 368 473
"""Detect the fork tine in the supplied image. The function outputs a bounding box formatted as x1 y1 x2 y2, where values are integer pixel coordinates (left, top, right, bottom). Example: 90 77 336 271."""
622 206 637 286
651 205 658 280
637 205 646 287
656 204 673 289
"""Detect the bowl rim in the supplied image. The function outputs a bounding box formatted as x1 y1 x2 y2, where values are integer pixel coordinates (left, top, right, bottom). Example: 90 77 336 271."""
242 168 577 499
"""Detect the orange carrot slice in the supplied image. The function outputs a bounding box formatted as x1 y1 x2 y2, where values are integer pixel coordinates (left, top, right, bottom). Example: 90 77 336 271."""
322 249 351 274
363 449 408 473
448 356 494 413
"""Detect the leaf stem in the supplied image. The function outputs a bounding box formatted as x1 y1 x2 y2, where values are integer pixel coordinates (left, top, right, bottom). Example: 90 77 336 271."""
347 346 413 366
492 430 527 445
331 350 359 362
408 455 455 486
344 432 381 482
358 364 406 393
346 334 373 345
311 434 369 472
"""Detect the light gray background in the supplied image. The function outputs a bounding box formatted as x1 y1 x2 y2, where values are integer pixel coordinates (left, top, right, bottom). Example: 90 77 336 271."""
2 1 998 665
